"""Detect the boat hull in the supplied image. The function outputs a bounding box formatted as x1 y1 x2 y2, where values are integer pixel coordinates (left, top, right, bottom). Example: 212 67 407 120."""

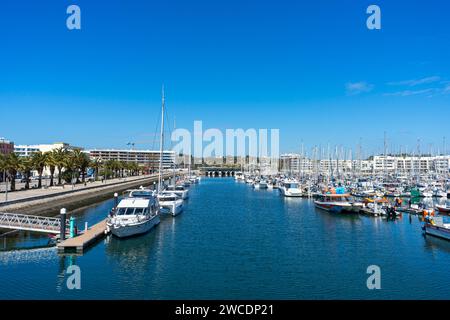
314 201 353 213
424 223 450 241
160 201 184 216
280 188 302 197
254 183 268 189
108 215 160 238
436 206 450 214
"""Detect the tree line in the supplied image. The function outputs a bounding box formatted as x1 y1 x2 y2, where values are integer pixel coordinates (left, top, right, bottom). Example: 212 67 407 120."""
0 148 143 191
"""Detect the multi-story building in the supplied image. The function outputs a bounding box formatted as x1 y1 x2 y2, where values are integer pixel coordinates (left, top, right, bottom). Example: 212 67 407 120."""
279 153 449 178
88 149 175 169
373 155 449 177
14 142 82 157
279 153 301 173
0 138 14 182
13 142 83 177
0 137 14 155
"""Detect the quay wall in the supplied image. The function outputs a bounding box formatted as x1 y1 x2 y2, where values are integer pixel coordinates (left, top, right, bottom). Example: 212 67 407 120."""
0 173 183 216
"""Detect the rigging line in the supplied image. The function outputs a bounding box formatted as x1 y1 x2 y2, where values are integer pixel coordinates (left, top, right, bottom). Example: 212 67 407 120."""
152 105 161 152
164 105 174 149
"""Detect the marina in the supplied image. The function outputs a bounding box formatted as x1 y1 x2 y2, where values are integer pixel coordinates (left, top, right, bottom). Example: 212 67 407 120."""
1 0 450 307
1 177 450 299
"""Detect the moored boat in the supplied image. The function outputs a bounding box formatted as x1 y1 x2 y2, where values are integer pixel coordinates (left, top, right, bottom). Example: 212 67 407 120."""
436 204 450 214
314 194 353 213
106 189 160 238
279 180 302 197
423 215 450 241
158 193 184 216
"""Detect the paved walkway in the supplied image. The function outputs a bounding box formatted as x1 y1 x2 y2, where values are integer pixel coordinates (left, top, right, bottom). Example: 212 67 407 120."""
0 175 162 206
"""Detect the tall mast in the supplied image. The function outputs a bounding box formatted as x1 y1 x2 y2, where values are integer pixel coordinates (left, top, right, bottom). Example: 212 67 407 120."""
383 131 387 182
417 138 421 184
158 85 165 192
172 117 176 185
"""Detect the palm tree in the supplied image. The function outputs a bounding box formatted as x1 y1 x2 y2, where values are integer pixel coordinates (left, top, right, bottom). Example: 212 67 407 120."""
46 151 57 187
0 154 6 182
90 157 102 181
72 149 90 183
53 147 68 185
19 156 33 190
4 153 21 191
119 161 127 178
105 160 120 178
128 162 139 176
31 151 47 188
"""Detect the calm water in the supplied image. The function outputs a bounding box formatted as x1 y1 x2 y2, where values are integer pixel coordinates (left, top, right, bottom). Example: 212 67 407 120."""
1 177 450 300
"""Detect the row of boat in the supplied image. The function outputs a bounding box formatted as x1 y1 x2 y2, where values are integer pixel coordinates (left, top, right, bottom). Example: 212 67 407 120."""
105 175 200 238
235 172 450 240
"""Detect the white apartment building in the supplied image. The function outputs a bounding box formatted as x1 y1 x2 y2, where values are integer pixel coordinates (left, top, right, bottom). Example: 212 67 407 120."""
88 149 176 169
14 142 82 157
280 154 449 177
373 155 450 176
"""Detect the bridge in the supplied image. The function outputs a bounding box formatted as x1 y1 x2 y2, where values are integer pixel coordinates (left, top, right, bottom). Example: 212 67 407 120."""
200 167 241 177
0 212 65 234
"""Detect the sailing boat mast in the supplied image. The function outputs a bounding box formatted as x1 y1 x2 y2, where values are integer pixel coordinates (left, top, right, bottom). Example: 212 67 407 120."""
172 117 176 186
158 85 165 193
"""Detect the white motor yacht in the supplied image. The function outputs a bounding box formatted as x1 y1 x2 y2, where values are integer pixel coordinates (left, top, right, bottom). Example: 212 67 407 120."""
254 180 269 189
235 172 244 181
279 180 302 197
106 189 160 238
158 193 184 216
165 185 189 199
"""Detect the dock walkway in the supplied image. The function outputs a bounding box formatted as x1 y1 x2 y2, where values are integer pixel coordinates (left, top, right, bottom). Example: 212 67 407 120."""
0 212 63 234
57 219 107 254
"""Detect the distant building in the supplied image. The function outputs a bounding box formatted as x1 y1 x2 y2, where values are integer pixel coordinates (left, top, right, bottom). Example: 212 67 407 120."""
0 138 14 182
88 149 175 169
0 137 14 155
279 153 449 178
14 142 82 157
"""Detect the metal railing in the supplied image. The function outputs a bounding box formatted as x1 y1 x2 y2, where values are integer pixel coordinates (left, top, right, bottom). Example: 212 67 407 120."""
0 212 63 234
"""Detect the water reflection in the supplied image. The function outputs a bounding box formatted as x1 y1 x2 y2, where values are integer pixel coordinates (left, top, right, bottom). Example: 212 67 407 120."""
0 246 57 265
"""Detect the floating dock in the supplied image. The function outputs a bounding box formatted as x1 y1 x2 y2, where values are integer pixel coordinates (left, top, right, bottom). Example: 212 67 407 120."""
57 219 107 254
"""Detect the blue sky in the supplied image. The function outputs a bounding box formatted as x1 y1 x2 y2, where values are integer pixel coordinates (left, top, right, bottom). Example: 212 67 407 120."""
0 0 449 156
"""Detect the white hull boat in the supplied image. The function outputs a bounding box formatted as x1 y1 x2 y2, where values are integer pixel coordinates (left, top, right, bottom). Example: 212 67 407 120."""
158 193 184 216
107 190 160 238
280 181 302 197
109 215 160 238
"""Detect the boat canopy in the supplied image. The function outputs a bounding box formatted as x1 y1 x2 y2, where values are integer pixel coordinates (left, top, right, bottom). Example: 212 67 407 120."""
118 198 152 208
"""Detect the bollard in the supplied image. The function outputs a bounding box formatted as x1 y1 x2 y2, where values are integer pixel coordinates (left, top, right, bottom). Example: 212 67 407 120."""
114 193 119 210
69 216 76 238
85 222 88 232
60 208 67 241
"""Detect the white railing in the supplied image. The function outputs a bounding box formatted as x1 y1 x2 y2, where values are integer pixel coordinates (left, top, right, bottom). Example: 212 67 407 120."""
0 213 63 234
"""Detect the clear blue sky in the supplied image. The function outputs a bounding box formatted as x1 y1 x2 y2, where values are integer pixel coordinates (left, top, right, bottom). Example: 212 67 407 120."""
1 0 449 156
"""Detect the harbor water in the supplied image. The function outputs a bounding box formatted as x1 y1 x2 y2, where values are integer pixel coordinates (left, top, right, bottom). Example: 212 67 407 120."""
1 177 450 299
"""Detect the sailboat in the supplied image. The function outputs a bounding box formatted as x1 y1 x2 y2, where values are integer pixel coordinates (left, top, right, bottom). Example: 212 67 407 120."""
157 86 184 216
163 119 189 200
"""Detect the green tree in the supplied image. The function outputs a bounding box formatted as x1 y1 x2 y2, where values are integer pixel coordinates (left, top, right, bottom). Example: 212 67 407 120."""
53 147 68 185
4 153 21 191
46 151 57 187
31 151 48 188
19 156 34 190
90 157 102 181
75 150 90 183
0 154 6 182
